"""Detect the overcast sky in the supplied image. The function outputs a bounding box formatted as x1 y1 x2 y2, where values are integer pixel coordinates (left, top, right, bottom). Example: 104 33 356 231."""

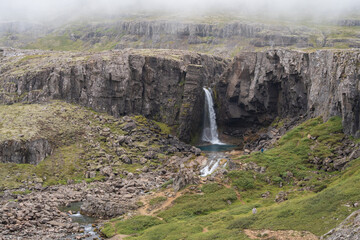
0 0 359 23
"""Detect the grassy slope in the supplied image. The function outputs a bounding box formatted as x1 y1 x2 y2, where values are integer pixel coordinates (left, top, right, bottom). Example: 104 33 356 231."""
102 116 360 239
0 101 172 189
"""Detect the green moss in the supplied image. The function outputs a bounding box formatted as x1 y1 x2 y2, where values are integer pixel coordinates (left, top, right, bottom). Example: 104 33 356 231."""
12 189 32 195
154 121 172 135
161 179 174 189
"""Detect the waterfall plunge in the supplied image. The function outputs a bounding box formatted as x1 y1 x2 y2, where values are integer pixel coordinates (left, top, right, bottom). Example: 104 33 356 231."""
201 87 223 145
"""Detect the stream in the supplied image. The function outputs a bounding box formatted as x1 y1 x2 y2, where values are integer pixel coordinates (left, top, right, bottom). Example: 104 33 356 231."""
198 144 236 177
58 202 102 240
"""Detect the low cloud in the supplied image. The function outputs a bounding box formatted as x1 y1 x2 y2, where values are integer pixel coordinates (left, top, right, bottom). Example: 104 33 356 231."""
0 0 359 23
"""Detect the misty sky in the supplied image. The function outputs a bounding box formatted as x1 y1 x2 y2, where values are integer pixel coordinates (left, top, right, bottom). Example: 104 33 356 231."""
0 0 359 23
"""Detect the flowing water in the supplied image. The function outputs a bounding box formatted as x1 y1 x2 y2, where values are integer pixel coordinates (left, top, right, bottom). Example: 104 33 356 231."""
199 87 237 176
59 202 101 240
201 87 224 145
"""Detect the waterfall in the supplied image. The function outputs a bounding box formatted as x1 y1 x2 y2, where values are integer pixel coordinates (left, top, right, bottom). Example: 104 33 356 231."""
201 87 223 145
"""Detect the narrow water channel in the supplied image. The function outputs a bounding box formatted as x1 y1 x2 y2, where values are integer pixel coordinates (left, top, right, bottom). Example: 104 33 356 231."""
198 144 236 177
59 202 102 240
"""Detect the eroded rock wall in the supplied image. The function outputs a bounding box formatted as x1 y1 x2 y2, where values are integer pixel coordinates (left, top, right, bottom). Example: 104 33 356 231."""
0 50 227 142
217 49 360 137
0 139 52 164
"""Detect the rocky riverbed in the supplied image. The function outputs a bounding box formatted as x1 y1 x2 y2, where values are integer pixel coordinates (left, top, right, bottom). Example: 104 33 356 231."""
0 155 205 240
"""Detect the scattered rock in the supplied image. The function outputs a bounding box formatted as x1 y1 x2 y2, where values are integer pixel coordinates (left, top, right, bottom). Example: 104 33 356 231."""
275 191 288 203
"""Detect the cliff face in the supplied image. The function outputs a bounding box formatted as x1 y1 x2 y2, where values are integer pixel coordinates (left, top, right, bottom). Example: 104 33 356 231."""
0 49 227 142
1 48 360 141
0 139 52 165
217 49 360 137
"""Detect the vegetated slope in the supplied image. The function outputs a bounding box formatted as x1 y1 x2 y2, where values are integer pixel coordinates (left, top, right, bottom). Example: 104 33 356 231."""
0 100 197 190
101 116 360 239
2 14 360 57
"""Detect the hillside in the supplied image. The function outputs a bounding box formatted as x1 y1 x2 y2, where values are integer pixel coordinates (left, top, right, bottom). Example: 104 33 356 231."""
2 14 360 57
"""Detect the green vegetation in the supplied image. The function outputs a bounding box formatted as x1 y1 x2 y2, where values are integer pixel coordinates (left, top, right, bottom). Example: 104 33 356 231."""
25 34 85 51
149 196 167 206
102 216 163 238
154 121 172 135
231 116 344 189
12 189 32 195
158 184 237 221
0 101 174 189
102 116 360 239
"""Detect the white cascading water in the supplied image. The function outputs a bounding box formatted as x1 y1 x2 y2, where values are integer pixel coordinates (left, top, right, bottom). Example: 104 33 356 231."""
201 87 223 145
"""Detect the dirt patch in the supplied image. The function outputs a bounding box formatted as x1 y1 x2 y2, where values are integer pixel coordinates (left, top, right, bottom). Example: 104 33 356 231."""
109 234 131 240
137 189 183 216
244 229 319 240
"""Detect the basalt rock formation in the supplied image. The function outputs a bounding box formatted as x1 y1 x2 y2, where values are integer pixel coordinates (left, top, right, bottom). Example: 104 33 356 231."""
0 49 227 143
217 49 360 138
0 139 52 165
1 48 360 142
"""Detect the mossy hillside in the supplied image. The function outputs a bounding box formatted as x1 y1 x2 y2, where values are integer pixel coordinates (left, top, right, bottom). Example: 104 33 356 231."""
102 117 360 239
102 215 164 238
0 101 174 189
230 116 344 191
0 101 88 142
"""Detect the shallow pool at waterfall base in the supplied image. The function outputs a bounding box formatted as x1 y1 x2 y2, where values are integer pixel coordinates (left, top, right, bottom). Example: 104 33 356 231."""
197 144 237 152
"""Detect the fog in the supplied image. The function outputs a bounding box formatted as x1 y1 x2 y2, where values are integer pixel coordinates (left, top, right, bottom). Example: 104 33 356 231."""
0 0 360 23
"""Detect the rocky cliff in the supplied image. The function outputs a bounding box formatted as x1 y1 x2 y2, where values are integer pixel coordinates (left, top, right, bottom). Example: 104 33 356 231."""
2 48 360 141
0 49 227 143
217 49 360 137
0 139 52 165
